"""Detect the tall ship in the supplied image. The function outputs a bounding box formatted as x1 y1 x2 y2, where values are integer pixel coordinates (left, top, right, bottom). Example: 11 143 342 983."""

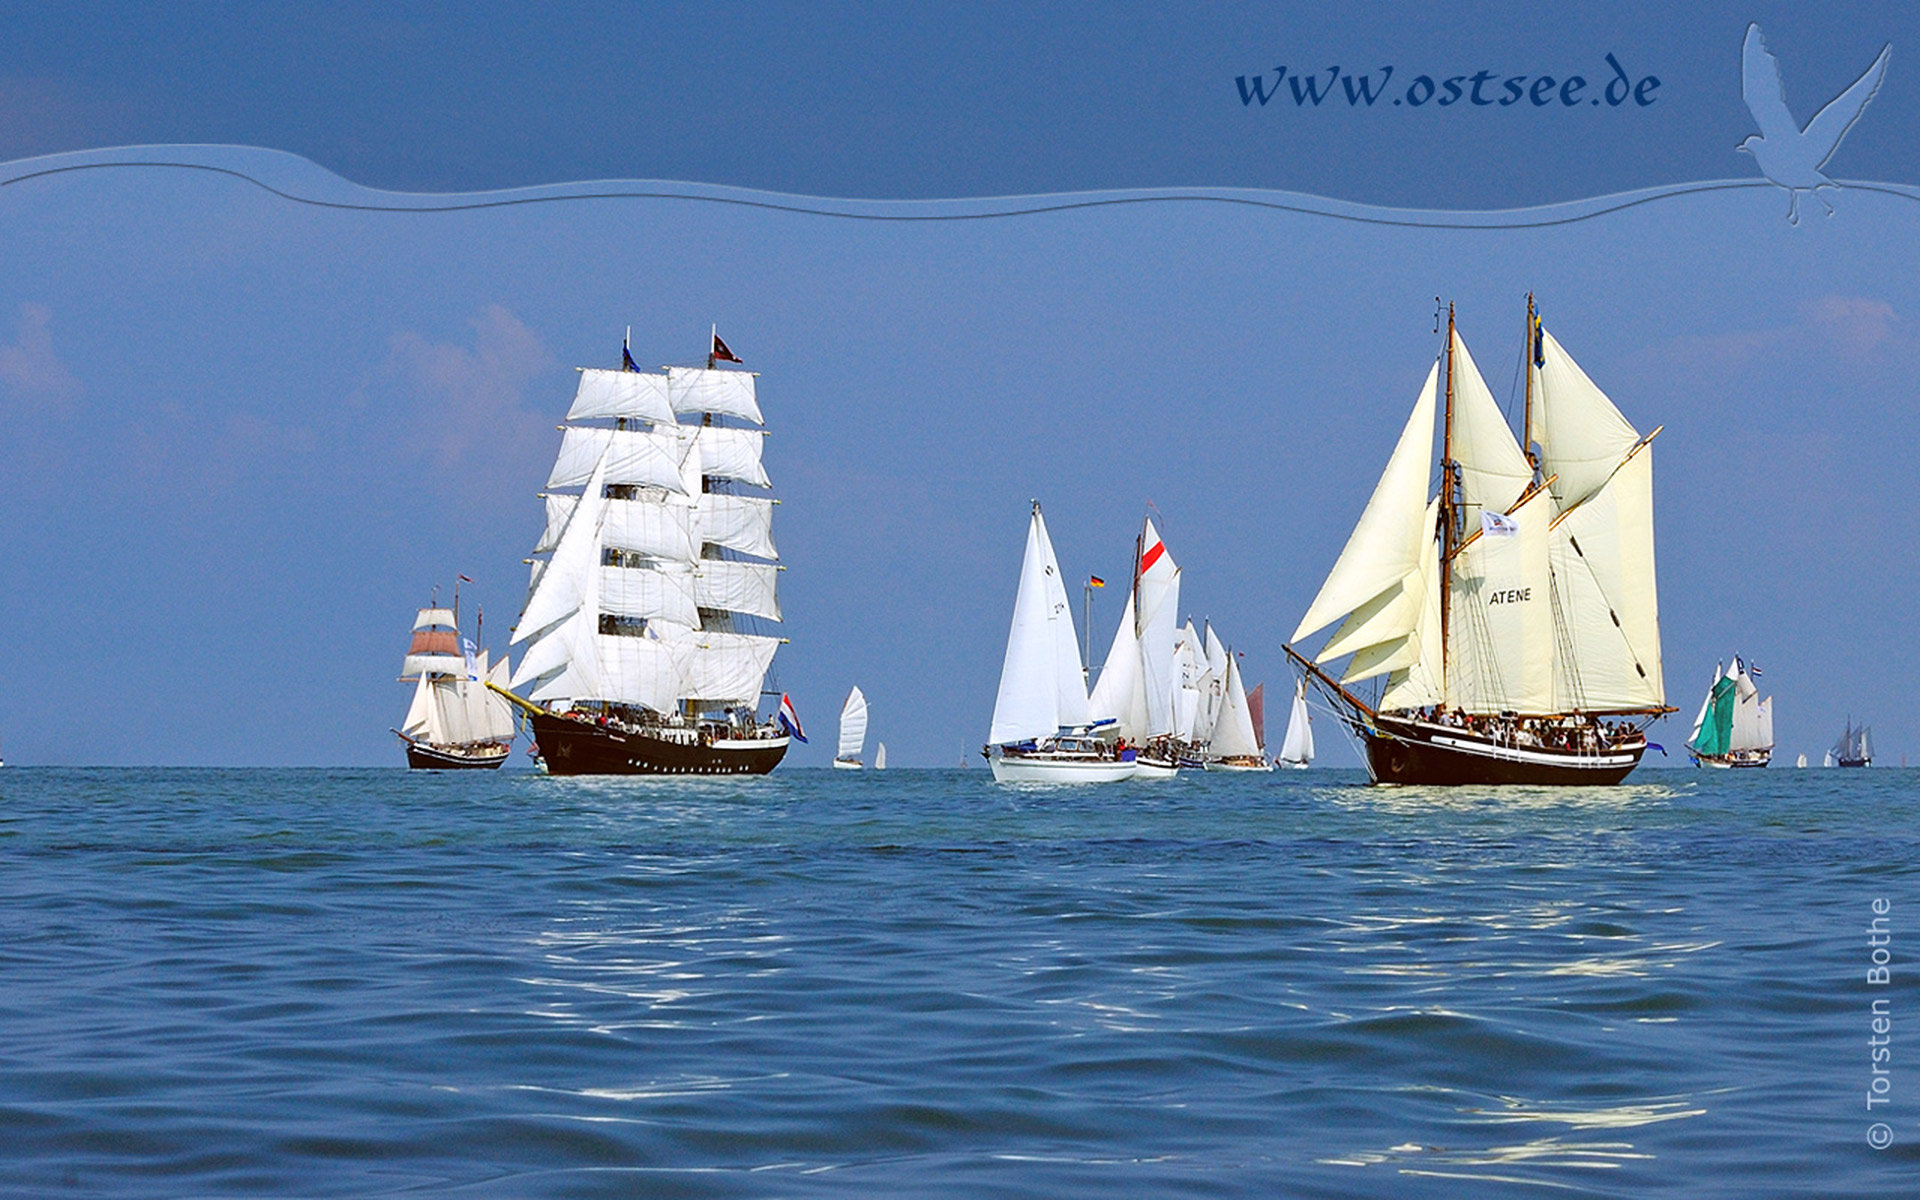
1831 718 1873 767
495 333 791 775
395 593 515 769
1686 656 1773 768
1286 300 1672 785
985 503 1137 782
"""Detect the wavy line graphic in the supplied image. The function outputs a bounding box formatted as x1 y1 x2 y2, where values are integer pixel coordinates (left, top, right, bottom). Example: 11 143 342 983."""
4 146 1918 229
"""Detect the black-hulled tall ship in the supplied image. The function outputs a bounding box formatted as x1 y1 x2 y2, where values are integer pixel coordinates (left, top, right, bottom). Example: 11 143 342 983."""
1285 299 1674 785
493 332 791 776
1830 718 1873 767
395 594 515 769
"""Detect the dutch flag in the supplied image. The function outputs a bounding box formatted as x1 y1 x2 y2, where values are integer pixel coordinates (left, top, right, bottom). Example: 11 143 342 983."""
778 694 807 742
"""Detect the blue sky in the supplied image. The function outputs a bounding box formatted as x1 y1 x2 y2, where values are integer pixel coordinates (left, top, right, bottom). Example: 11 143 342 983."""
1 5 1916 767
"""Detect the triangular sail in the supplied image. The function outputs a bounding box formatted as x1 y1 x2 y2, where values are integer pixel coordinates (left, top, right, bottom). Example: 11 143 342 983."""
1448 331 1535 521
1209 655 1261 759
989 505 1088 745
1087 591 1146 739
1530 328 1641 512
1279 679 1314 766
874 742 887 770
1294 364 1438 644
1134 518 1181 738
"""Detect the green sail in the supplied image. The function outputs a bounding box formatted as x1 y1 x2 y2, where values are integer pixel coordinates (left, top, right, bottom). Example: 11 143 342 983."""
1692 675 1736 757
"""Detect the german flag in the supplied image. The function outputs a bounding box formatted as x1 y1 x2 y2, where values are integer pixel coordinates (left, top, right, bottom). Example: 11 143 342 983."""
1088 576 1106 588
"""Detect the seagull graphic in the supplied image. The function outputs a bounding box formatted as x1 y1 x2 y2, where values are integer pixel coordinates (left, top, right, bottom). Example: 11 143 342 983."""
1739 23 1891 224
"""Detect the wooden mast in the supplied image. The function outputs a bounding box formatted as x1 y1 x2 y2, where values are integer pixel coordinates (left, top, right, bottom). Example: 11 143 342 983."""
1523 293 1539 480
1439 304 1457 676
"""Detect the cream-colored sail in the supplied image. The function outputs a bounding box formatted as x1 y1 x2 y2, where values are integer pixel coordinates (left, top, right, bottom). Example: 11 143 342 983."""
1378 500 1445 710
1530 328 1641 511
1444 485 1554 714
1294 364 1438 643
1545 445 1663 710
667 366 763 425
1448 331 1534 521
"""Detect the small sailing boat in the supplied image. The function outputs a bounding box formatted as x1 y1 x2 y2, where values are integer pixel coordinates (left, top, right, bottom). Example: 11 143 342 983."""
1204 652 1273 771
1796 753 1807 768
497 332 792 775
1277 678 1315 768
395 592 515 769
835 686 869 769
986 503 1137 783
1832 718 1873 767
1084 516 1184 777
875 742 888 770
1286 299 1670 784
1686 656 1773 768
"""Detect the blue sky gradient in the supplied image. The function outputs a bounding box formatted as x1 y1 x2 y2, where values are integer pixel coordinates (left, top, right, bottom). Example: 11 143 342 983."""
1 146 1915 765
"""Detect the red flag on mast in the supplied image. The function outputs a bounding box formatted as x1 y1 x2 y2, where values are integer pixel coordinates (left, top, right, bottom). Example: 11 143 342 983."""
711 332 742 365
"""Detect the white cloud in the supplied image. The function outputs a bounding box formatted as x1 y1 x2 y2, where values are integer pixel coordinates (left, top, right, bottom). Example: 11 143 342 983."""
0 302 83 414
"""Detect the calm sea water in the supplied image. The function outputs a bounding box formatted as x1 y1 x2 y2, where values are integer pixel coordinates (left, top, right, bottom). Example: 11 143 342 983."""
0 766 1913 1198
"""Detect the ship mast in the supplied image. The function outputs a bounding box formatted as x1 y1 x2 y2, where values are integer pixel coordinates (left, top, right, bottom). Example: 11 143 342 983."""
1523 292 1540 481
1439 303 1457 672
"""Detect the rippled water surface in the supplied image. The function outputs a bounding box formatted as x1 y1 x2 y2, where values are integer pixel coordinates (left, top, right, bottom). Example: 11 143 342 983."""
0 766 1914 1197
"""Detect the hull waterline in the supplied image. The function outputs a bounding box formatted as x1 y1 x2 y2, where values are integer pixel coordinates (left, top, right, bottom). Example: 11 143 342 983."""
1363 716 1646 785
529 711 789 776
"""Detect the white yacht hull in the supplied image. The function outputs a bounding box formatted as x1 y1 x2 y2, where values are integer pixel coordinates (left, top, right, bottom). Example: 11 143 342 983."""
1206 758 1276 773
990 756 1139 783
832 758 863 770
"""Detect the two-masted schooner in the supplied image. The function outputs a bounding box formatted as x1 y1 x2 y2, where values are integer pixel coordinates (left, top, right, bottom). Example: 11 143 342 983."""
394 592 515 769
494 333 792 775
1286 300 1672 785
1686 656 1773 767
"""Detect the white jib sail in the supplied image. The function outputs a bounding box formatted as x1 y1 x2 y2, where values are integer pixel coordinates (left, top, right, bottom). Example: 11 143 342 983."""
1086 590 1146 740
989 505 1087 745
1279 679 1314 765
1210 655 1261 759
839 686 869 761
402 671 434 738
875 742 887 770
1294 364 1439 644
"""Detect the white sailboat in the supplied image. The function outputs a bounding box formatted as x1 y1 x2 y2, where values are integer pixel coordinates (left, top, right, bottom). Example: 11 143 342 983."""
1205 652 1274 771
835 686 869 769
395 595 515 769
875 742 888 770
1796 753 1807 768
1278 678 1315 768
986 503 1137 783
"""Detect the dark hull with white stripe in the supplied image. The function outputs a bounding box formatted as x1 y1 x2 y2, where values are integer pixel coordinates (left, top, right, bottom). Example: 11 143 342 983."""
402 738 510 771
1363 714 1645 786
530 711 789 776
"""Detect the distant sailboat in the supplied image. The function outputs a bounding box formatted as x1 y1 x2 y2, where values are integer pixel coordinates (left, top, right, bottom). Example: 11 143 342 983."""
1204 653 1273 771
835 686 868 769
1687 656 1773 768
395 595 515 769
985 503 1137 783
1796 753 1807 768
1832 718 1873 767
875 742 888 770
1278 679 1314 769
